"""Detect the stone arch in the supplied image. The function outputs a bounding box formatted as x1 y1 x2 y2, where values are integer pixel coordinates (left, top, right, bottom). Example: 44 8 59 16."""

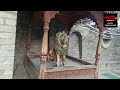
70 23 90 38
68 23 90 59
68 31 82 59
68 19 98 64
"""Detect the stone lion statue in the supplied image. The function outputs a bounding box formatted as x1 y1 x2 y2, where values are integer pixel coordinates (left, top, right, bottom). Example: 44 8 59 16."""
48 31 69 67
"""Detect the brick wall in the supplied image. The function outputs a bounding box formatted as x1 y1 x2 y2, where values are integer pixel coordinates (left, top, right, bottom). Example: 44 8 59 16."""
0 11 17 79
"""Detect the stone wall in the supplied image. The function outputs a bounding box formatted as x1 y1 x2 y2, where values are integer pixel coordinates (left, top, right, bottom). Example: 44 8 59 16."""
68 32 82 59
68 23 98 64
69 22 120 73
101 35 120 71
0 11 17 79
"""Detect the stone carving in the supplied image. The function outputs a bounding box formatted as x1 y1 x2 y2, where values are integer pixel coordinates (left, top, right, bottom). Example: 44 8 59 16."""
48 31 69 67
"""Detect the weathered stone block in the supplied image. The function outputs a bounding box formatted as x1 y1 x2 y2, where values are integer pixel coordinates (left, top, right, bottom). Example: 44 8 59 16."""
0 38 15 44
0 33 15 39
0 11 17 19
0 63 13 70
0 25 16 33
0 57 14 64
0 69 13 79
5 19 17 26
0 51 15 57
0 18 4 25
0 45 15 51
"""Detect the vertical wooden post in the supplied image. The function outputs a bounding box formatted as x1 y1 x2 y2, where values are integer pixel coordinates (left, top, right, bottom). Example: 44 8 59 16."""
27 24 32 52
25 12 33 71
94 29 103 79
39 11 59 79
91 11 104 79
25 24 32 67
95 28 103 66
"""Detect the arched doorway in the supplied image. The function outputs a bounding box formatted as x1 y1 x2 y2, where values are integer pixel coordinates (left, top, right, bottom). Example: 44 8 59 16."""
68 32 82 59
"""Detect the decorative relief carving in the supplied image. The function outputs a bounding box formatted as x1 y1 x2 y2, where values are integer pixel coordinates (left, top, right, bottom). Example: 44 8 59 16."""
41 11 59 61
43 11 59 30
43 11 59 23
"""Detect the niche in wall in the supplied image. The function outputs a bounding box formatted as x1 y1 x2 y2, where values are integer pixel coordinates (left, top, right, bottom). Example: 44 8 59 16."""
68 32 82 59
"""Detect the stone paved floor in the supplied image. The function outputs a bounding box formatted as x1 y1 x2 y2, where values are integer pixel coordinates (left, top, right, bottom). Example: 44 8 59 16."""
13 64 30 79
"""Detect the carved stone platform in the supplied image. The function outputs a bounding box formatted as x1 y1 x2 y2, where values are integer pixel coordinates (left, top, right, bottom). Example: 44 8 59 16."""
25 52 97 79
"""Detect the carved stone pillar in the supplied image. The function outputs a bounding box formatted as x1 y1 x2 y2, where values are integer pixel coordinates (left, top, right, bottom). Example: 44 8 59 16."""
91 11 104 79
40 11 59 62
39 11 59 79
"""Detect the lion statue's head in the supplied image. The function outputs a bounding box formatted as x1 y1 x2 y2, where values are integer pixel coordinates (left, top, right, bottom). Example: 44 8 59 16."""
56 31 69 49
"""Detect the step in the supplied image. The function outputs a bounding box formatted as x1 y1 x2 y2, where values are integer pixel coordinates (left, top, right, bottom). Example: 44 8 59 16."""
101 61 120 71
